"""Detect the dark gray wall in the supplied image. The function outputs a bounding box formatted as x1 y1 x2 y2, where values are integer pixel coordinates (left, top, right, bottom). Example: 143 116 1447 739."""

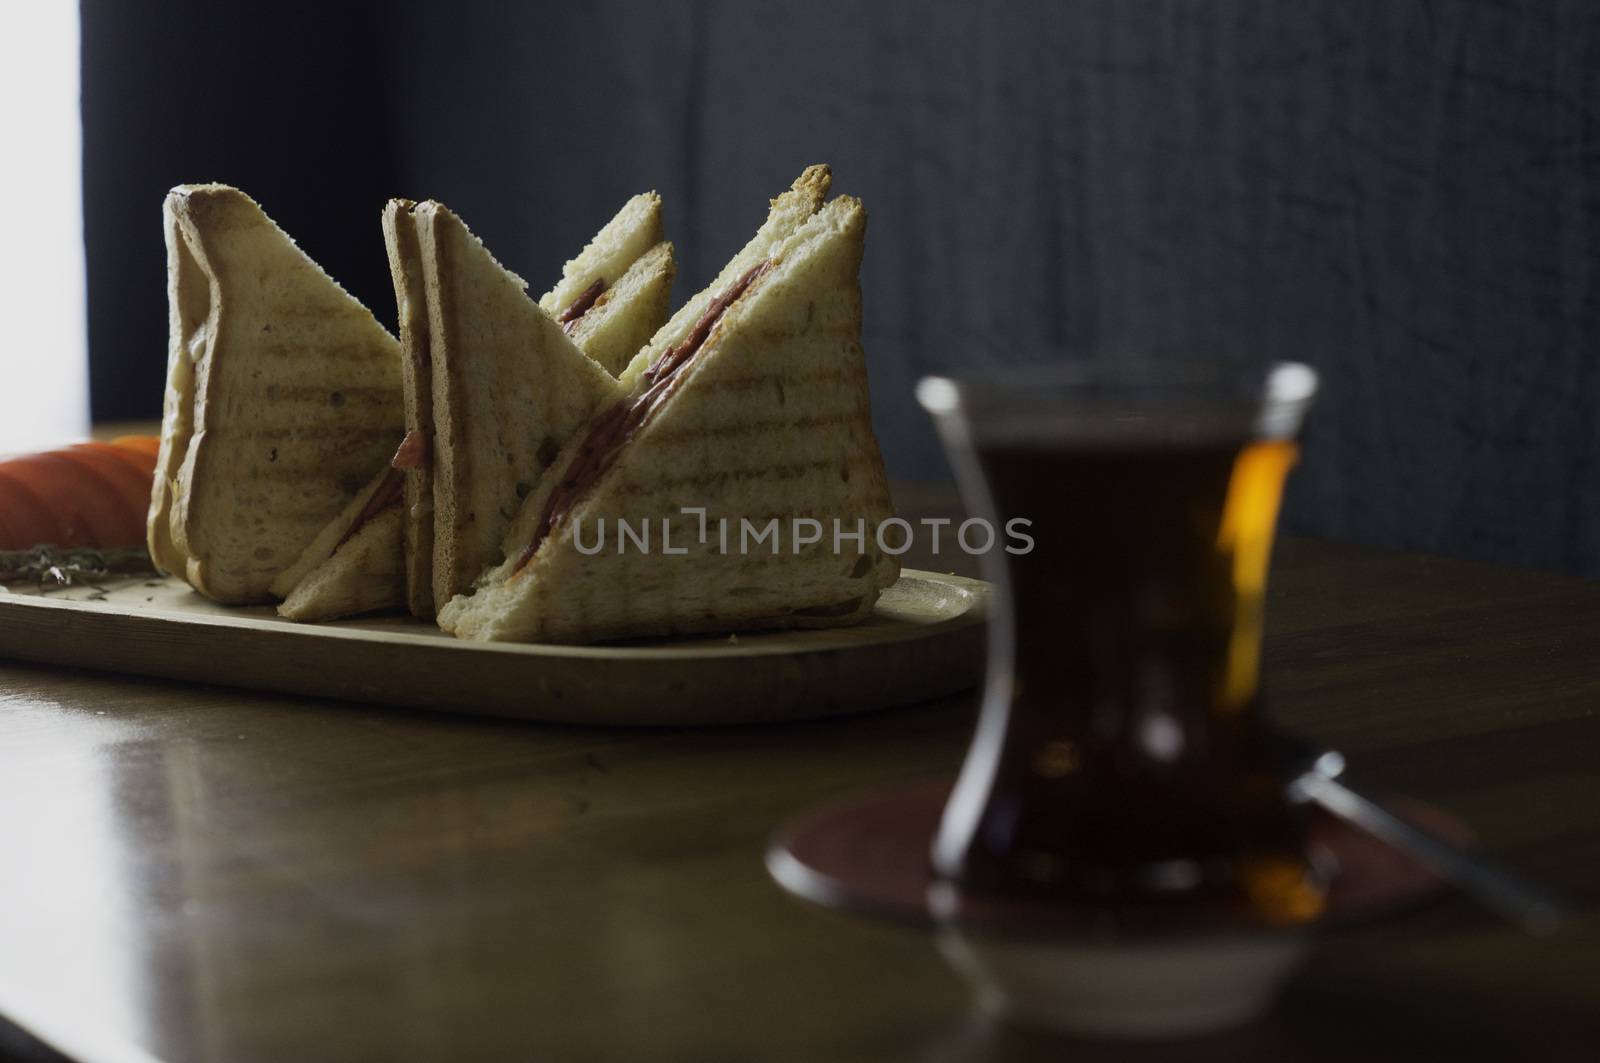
83 1 1600 576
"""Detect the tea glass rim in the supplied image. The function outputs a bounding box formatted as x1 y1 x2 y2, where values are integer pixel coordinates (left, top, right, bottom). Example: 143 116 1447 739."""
915 359 1319 445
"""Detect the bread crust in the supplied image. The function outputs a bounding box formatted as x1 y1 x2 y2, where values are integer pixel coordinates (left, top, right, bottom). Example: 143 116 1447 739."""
147 198 211 579
382 199 438 618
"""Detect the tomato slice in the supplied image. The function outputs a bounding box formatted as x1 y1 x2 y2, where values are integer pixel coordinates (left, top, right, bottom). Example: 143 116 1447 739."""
83 441 160 478
60 445 156 515
0 439 160 550
0 454 131 547
60 445 154 534
109 435 161 458
0 468 69 549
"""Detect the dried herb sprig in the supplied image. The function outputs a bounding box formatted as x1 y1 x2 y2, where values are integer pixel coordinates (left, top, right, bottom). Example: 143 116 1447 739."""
0 546 156 587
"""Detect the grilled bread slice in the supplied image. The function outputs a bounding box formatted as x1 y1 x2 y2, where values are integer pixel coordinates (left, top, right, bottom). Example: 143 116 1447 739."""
439 193 898 643
418 202 630 613
271 464 404 620
148 184 403 604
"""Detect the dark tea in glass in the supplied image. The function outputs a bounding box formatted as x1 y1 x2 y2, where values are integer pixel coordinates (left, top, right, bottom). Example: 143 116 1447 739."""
918 361 1322 928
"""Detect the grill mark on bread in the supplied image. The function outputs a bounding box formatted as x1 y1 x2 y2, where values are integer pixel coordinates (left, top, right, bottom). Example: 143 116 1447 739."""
246 342 403 363
600 458 866 495
673 366 870 392
207 426 402 448
254 384 399 405
713 324 854 344
641 413 861 446
205 496 369 521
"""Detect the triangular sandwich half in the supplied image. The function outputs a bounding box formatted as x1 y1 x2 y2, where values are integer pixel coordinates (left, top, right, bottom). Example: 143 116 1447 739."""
439 188 899 643
148 184 403 604
272 196 674 621
421 201 642 614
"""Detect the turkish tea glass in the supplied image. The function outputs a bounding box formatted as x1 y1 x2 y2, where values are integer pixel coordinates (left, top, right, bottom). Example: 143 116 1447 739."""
916 360 1322 929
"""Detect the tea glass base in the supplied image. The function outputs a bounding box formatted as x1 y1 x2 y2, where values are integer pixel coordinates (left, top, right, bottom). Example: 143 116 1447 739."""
938 927 1309 1039
768 777 1455 1040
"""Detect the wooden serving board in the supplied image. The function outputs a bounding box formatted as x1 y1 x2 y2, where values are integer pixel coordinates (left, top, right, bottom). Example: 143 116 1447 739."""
0 570 989 725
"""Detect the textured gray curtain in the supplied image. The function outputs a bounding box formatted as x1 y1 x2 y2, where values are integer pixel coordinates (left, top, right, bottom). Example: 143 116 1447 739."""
84 1 1600 575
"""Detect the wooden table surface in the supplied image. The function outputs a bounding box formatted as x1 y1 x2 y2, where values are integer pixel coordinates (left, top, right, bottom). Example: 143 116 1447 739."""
2 516 1599 1062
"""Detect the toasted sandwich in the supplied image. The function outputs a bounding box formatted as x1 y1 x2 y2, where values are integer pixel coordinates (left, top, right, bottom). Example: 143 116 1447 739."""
271 194 673 620
438 174 899 643
149 184 403 604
